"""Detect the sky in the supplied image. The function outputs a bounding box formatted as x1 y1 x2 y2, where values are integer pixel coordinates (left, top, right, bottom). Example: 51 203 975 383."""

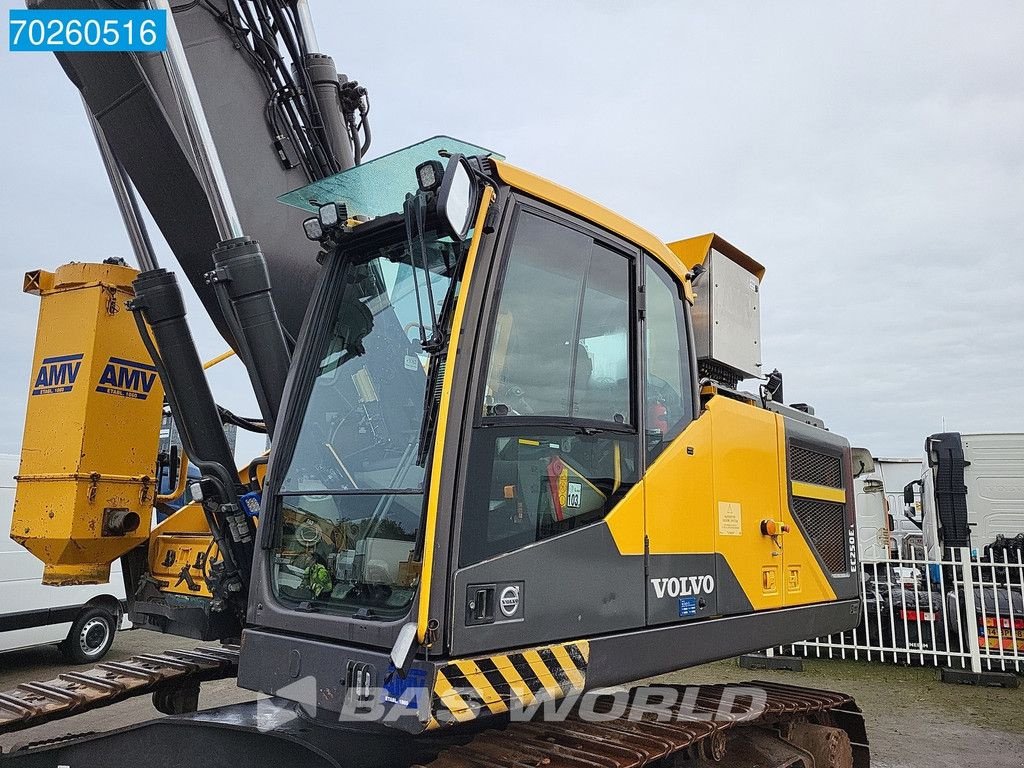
0 0 1022 460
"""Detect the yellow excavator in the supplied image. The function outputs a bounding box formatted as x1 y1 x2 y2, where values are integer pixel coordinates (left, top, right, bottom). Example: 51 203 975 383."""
3 2 868 766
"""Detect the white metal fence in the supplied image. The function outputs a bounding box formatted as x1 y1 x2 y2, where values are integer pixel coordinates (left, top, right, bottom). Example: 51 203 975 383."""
776 548 1024 674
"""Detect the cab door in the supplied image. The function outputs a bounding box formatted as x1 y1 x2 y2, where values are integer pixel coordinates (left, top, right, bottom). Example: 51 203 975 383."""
449 200 646 657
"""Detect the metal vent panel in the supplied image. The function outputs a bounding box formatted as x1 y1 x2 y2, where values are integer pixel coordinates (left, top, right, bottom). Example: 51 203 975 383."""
790 445 843 489
791 497 848 574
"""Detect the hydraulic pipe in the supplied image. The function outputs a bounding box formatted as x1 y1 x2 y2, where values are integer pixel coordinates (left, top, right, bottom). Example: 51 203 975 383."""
304 54 357 171
131 270 240 492
295 0 320 52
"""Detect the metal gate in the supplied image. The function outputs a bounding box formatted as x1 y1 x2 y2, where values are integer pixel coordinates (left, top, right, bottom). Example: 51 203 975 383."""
775 548 1024 674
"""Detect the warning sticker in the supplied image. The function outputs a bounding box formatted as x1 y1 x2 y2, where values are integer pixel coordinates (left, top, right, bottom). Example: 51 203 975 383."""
718 501 742 536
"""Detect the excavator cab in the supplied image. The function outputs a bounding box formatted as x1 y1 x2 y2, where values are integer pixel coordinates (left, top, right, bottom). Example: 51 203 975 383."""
239 137 862 732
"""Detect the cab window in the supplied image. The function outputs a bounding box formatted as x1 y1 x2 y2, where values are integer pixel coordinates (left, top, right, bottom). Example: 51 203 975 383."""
462 208 638 566
644 258 694 461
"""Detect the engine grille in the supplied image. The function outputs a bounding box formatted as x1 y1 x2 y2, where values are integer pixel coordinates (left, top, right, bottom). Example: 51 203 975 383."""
698 359 740 390
790 445 843 488
791 497 848 574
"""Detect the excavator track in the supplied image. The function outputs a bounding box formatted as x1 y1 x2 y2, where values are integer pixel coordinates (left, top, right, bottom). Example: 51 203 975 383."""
1 667 867 768
0 646 239 736
418 681 869 768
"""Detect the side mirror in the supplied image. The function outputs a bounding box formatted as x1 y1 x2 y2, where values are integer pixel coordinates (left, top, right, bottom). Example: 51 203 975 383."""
435 154 478 241
851 447 875 479
903 480 924 530
903 479 921 507
389 621 419 677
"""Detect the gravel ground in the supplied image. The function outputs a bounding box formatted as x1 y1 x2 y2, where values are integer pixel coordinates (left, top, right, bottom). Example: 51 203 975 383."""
1 629 1022 766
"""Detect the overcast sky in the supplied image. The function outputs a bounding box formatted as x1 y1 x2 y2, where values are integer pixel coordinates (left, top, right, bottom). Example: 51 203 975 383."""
1 0 1022 460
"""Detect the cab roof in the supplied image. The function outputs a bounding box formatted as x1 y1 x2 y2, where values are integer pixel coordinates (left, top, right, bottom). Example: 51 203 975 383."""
492 160 765 297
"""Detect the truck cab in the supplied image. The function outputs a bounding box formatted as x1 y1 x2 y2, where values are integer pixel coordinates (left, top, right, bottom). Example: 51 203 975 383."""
910 432 1024 561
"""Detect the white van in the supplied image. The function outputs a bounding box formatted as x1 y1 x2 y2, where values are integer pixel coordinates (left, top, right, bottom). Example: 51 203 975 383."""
0 454 128 663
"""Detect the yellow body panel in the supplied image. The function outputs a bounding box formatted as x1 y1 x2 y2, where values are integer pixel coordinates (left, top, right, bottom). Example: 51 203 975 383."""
602 481 645 557
149 531 216 598
13 262 164 585
641 409 718 556
707 397 789 610
608 396 838 610
150 502 215 597
152 499 210 539
791 481 847 504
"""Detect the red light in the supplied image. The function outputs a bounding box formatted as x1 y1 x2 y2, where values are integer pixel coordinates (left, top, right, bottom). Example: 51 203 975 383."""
900 609 937 622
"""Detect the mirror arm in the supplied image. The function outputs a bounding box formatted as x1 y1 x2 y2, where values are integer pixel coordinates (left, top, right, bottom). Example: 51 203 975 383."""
904 509 924 530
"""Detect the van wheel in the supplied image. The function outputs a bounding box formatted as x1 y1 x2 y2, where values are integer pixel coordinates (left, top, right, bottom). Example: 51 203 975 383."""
61 607 116 664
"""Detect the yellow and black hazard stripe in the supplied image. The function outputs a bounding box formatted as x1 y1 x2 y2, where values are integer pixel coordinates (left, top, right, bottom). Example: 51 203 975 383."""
428 640 589 728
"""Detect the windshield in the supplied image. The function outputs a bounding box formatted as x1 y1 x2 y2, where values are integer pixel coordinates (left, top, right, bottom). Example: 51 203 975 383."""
272 215 471 619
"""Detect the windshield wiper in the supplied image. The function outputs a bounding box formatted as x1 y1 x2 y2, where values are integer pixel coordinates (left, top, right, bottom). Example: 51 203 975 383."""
353 607 382 621
402 192 440 349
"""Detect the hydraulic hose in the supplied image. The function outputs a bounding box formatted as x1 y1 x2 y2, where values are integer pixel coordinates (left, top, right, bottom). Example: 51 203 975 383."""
208 237 291 436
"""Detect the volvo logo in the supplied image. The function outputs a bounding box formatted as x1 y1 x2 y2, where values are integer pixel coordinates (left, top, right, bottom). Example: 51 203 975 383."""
499 585 520 617
651 575 716 599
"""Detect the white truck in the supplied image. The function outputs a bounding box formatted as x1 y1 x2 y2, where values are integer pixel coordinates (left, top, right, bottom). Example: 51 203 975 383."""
907 433 1024 561
852 452 924 562
0 454 127 662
